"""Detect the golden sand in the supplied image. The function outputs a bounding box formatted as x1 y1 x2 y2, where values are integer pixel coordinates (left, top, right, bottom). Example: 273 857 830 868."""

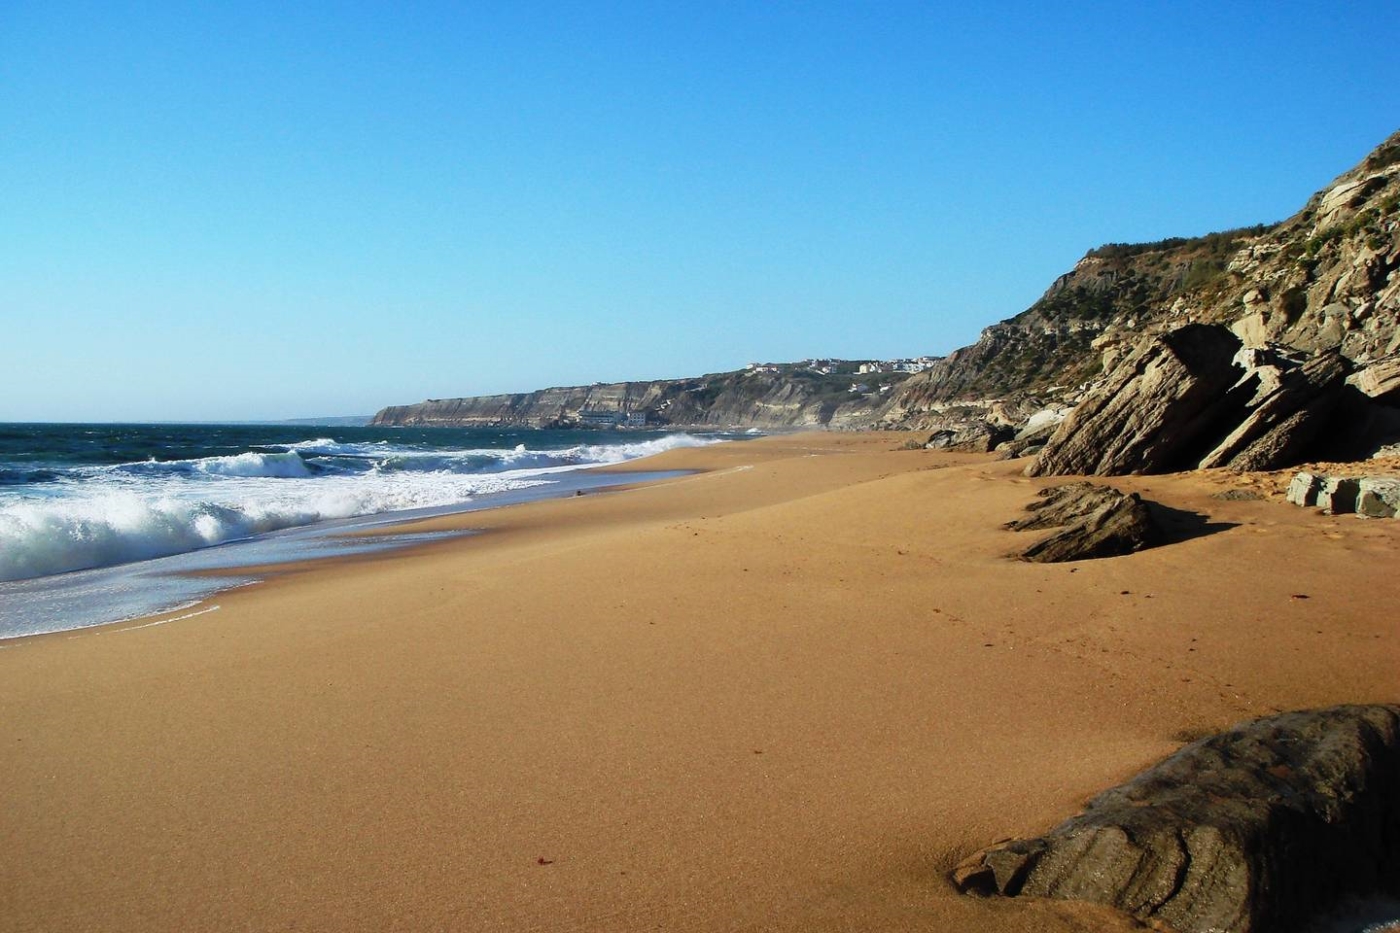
2 433 1396 932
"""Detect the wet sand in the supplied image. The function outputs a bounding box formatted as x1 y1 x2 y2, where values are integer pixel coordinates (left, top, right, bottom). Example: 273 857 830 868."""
2 432 1396 932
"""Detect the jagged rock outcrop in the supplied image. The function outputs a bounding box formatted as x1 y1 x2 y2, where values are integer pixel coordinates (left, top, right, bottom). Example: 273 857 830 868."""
1196 348 1352 470
953 704 1400 933
882 130 1400 472
1007 482 1161 561
1026 322 1394 476
1027 325 1249 475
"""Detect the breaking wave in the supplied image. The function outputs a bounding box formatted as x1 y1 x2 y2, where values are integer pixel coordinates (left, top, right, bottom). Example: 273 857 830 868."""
0 432 718 582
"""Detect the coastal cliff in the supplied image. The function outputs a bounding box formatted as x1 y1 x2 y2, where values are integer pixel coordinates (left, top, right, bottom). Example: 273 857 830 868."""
372 366 911 430
374 131 1400 468
881 129 1400 471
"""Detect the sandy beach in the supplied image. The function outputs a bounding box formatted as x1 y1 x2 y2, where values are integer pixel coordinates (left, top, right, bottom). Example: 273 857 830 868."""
2 432 1396 933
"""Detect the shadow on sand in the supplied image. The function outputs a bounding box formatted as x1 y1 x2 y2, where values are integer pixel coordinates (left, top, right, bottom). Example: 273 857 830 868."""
1144 501 1239 545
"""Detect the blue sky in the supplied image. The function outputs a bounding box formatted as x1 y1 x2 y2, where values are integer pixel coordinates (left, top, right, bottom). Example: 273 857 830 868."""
1 2 1395 421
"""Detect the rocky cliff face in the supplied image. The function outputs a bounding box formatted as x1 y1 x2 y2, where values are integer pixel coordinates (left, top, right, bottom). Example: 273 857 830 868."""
884 130 1400 471
375 131 1399 455
876 226 1273 430
371 368 904 430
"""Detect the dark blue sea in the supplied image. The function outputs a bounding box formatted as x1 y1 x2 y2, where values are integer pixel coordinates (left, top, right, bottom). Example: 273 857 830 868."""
0 423 727 637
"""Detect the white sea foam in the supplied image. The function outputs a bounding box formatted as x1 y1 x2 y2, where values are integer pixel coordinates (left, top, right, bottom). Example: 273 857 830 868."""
0 433 720 583
493 433 717 468
127 450 316 478
195 451 315 478
0 472 547 582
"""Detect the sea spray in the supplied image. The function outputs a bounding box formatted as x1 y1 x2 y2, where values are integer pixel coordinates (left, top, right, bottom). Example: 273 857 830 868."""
0 426 722 583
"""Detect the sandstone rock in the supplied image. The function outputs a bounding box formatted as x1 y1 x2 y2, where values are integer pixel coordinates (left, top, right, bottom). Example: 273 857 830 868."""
1349 356 1400 404
1019 406 1071 437
1231 310 1270 348
1197 349 1352 471
1318 477 1361 514
1357 478 1400 518
1009 483 1161 562
994 421 1060 460
924 421 1015 453
1006 482 1122 531
953 704 1400 933
1029 325 1247 476
1287 471 1323 507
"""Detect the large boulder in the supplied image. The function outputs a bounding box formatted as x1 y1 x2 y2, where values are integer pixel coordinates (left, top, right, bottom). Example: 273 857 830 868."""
953 705 1400 933
1008 483 1161 562
1028 324 1247 476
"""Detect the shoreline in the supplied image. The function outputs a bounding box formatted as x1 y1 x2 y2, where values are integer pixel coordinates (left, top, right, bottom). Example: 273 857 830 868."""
0 463 699 642
2 432 1396 932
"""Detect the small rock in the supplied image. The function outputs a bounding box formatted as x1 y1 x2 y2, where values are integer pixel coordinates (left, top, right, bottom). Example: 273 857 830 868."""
1318 477 1361 514
1006 483 1123 531
1357 478 1400 518
1287 471 1323 507
1212 489 1265 501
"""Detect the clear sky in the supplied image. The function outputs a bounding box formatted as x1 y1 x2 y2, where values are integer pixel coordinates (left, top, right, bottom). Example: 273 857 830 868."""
2 2 1396 422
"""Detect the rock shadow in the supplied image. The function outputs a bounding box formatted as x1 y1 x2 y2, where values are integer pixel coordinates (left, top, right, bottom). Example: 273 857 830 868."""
1009 483 1236 562
1142 500 1238 544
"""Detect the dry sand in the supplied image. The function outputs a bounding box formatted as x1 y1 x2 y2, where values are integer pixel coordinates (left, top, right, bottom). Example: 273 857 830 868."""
2 432 1396 932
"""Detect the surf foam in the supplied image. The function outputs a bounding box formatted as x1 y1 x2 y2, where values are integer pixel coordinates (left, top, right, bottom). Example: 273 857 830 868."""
0 432 720 582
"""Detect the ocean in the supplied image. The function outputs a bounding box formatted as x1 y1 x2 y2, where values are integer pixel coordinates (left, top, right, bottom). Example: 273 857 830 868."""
0 423 727 638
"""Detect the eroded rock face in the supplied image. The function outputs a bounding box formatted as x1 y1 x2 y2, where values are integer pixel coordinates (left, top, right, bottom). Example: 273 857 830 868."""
1028 324 1400 475
1008 483 1161 562
1197 349 1352 471
953 705 1400 933
878 132 1399 444
1028 325 1247 476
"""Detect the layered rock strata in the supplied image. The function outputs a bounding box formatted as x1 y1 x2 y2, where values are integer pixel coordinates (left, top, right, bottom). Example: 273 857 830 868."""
1026 325 1248 476
887 130 1400 471
953 705 1400 933
1006 482 1161 562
